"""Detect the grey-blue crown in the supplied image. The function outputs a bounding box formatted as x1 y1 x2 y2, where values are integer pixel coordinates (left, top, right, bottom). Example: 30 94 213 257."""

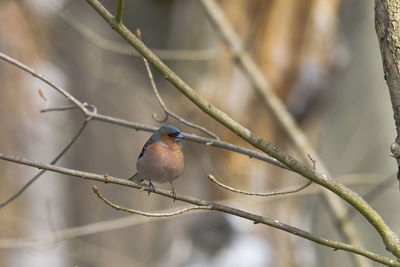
159 125 183 141
160 125 181 134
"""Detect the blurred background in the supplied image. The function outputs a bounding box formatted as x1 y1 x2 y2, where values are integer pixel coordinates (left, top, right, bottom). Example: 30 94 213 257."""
0 0 399 266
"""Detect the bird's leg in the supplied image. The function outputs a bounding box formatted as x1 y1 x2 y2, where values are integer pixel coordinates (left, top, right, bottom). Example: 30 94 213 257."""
170 181 176 202
128 172 138 181
147 180 155 196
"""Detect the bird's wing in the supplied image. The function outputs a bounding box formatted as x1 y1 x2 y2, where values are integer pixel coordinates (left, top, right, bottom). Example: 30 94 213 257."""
138 136 155 159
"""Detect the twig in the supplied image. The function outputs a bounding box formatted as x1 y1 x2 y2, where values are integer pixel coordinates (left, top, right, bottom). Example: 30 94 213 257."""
0 120 89 209
41 105 77 113
92 186 212 216
58 10 219 61
90 113 287 169
0 51 89 116
362 174 396 204
308 154 316 170
0 153 397 267
136 29 220 140
85 0 400 258
347 174 396 220
115 0 124 24
208 174 312 197
41 102 97 114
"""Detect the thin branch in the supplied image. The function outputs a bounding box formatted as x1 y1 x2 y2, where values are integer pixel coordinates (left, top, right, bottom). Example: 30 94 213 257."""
41 105 77 113
92 186 212 216
0 120 89 209
115 0 124 24
0 175 381 250
208 174 312 197
137 29 220 140
86 0 400 258
0 51 89 116
41 102 97 114
362 174 396 204
0 153 398 267
308 154 316 170
90 113 288 169
58 10 219 61
347 174 396 220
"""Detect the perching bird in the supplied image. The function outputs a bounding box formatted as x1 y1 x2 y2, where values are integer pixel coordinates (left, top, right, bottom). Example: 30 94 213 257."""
129 125 184 200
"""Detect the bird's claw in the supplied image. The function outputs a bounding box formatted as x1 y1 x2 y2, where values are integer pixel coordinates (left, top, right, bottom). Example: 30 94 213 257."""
172 188 176 202
147 181 155 196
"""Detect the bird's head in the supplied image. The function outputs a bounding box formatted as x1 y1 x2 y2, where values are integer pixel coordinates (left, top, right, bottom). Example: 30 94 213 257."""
156 125 184 144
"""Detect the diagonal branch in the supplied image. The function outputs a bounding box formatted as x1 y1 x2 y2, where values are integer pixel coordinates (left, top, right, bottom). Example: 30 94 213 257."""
0 176 376 250
0 52 89 116
86 0 400 258
58 10 219 61
0 119 89 209
197 2 370 266
0 152 398 267
137 29 220 139
144 56 219 139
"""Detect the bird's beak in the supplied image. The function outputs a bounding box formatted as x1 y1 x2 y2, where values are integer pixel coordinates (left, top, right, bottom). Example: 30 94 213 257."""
175 133 184 141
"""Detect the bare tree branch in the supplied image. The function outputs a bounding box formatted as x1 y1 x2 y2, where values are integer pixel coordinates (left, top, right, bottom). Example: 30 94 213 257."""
40 105 77 113
41 102 97 114
0 152 398 266
58 10 219 61
92 112 288 168
0 52 89 116
208 174 312 197
0 119 88 209
0 174 382 250
347 174 396 220
115 0 124 24
85 0 400 258
375 0 400 185
136 29 220 140
92 186 212 216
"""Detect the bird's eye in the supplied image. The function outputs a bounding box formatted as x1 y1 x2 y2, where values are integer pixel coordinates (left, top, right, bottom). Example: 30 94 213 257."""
168 133 175 137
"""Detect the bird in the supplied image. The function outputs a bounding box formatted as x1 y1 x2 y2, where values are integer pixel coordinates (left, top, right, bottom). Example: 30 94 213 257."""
129 125 184 200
